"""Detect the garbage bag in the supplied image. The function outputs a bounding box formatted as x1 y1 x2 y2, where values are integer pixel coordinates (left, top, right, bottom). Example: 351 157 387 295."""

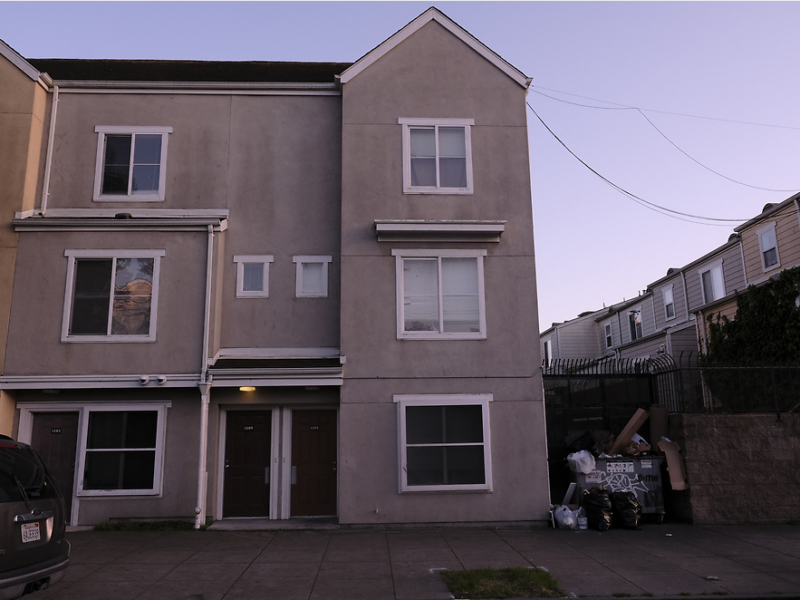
553 505 578 530
567 450 596 474
582 488 612 532
610 491 642 529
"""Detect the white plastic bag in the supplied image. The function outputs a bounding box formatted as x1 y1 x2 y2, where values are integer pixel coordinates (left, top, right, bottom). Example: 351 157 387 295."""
554 505 578 529
567 450 596 474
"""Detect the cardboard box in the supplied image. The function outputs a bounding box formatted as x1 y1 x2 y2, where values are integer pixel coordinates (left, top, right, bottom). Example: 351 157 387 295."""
608 408 649 455
658 439 688 491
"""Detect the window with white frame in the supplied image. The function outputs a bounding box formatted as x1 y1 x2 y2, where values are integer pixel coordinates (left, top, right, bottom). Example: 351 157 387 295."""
757 223 780 271
234 255 273 298
392 249 486 340
399 118 474 194
543 338 552 367
62 250 164 342
700 262 725 304
78 404 168 496
629 308 642 341
604 323 613 348
293 256 332 298
394 394 492 492
662 285 676 320
93 126 172 201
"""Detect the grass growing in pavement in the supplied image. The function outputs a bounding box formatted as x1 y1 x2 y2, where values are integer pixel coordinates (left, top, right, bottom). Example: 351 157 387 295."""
440 566 564 599
94 520 198 532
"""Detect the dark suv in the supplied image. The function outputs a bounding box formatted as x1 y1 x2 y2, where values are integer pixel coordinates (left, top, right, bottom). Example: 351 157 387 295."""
0 436 70 599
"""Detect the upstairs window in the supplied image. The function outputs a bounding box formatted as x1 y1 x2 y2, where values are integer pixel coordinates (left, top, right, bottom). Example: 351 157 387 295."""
234 256 273 298
393 249 486 340
293 256 332 298
700 262 725 304
399 118 473 194
604 323 613 348
757 223 780 272
628 308 642 341
93 126 172 201
662 285 676 320
543 338 552 367
62 250 164 342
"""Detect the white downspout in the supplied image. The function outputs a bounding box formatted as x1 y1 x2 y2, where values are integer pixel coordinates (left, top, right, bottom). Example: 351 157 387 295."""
39 85 59 215
195 224 215 529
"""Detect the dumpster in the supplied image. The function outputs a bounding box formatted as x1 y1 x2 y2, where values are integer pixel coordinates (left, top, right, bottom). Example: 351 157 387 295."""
573 456 665 521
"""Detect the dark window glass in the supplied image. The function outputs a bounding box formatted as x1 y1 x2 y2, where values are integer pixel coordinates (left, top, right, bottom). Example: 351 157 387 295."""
0 446 58 503
102 135 132 194
87 411 157 449
70 259 112 335
83 451 155 490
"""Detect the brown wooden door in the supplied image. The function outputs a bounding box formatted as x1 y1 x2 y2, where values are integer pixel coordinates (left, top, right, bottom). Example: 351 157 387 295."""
30 412 79 522
223 410 271 517
291 409 337 516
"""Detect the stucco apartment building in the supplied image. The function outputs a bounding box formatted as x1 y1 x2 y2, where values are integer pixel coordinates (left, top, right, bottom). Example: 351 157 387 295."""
0 9 550 527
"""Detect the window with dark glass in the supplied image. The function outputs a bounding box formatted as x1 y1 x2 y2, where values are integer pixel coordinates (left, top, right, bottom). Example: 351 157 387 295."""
83 411 157 490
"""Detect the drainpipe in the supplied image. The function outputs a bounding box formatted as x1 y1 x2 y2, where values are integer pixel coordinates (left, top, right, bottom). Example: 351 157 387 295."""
195 224 215 529
39 85 59 215
680 270 689 322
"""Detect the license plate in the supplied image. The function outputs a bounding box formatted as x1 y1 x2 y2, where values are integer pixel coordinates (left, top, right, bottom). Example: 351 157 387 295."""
21 522 40 543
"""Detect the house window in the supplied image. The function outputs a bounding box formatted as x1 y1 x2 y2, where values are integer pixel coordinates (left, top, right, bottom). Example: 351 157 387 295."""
62 250 164 342
394 394 492 492
93 126 172 201
663 286 675 320
399 118 474 194
78 404 168 496
757 223 780 271
700 262 725 304
234 256 273 298
543 338 552 367
628 308 642 341
604 323 613 349
392 249 486 340
293 256 332 298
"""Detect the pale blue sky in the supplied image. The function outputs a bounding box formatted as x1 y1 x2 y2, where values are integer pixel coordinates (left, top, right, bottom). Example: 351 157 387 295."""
3 2 800 330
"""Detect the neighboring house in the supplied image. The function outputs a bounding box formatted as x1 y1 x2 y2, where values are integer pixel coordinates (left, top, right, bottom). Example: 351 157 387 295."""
0 41 49 436
0 9 550 527
736 196 800 286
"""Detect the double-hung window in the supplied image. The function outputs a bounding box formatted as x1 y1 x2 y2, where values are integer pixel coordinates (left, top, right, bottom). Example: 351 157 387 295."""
395 394 492 492
293 256 332 298
700 262 725 304
757 223 780 272
662 285 676 320
628 308 642 341
234 255 273 298
604 323 613 349
543 338 552 367
393 249 486 340
399 118 473 194
77 403 169 496
93 126 172 201
62 250 164 342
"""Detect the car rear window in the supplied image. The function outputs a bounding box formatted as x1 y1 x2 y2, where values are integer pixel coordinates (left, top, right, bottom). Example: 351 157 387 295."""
0 443 58 503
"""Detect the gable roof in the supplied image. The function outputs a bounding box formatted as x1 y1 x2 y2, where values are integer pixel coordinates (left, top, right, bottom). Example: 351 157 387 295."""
338 7 530 89
0 39 40 81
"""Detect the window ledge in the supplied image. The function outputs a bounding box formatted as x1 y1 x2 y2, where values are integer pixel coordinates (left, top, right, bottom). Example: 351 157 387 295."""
374 219 505 243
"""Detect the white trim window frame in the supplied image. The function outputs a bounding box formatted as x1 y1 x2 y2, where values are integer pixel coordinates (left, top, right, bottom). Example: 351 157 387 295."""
62 249 164 343
76 402 169 497
757 222 780 272
662 284 676 321
604 323 613 349
543 338 552 367
293 255 332 298
699 260 725 304
628 307 643 341
392 249 487 340
93 126 172 202
399 118 474 195
394 394 492 493
234 255 274 298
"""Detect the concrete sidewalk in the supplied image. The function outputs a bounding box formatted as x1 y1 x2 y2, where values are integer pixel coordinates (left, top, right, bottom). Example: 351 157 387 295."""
35 521 800 600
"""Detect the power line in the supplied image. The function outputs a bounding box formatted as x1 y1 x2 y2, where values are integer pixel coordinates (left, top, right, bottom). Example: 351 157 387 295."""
530 87 800 193
527 101 748 226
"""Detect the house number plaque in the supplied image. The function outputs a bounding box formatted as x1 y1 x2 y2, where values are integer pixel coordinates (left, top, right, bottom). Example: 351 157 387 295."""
51 428 62 434
243 426 254 431
310 426 319 431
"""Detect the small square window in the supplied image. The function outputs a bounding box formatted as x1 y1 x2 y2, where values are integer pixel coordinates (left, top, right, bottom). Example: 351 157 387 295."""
62 250 164 342
399 118 474 194
394 394 492 492
93 126 172 201
234 256 273 298
293 256 332 298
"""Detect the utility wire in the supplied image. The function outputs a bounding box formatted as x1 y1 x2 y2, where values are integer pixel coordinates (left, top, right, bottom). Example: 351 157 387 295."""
527 101 748 226
531 87 800 193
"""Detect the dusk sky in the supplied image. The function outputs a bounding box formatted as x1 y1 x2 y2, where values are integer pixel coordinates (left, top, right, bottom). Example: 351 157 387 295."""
3 1 800 331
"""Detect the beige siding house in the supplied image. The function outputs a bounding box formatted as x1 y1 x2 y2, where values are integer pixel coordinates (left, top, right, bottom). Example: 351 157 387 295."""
0 9 549 527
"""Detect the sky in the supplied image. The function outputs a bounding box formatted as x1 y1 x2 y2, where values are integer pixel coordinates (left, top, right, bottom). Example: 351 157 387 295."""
3 1 800 331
